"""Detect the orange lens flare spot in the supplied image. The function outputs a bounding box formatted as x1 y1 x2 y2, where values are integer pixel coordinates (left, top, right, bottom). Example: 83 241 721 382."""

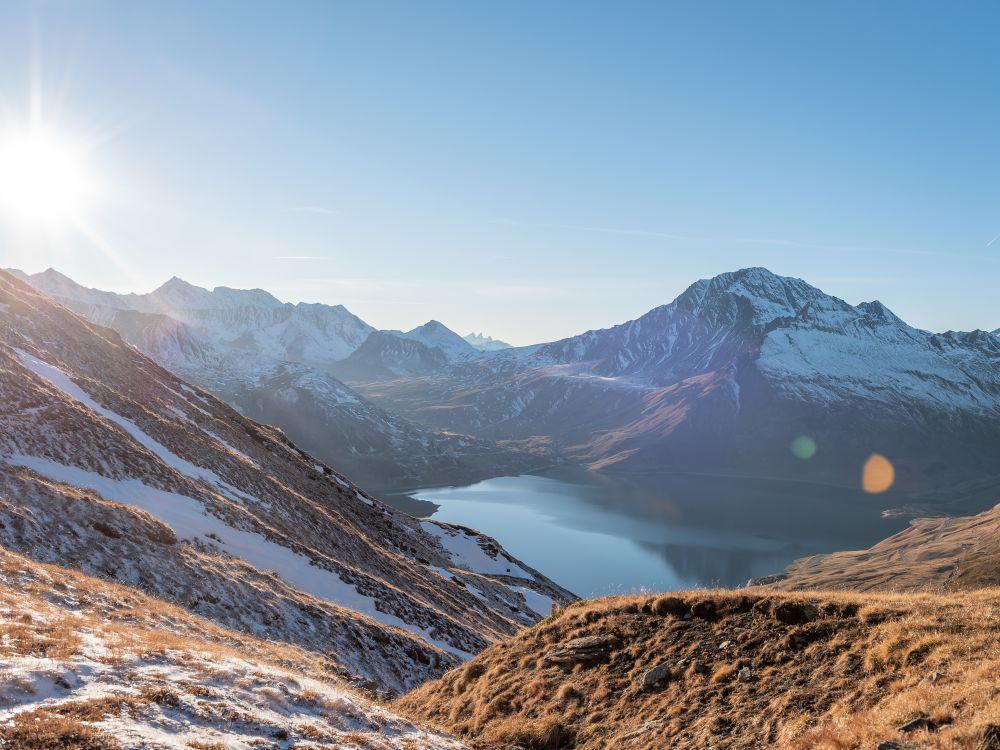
862 453 895 494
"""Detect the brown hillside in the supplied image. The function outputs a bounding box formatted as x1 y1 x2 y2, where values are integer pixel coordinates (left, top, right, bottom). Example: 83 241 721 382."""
398 589 1000 749
774 503 1000 592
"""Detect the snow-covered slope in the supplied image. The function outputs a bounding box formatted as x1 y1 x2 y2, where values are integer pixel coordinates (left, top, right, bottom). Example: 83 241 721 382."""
12 269 541 492
464 331 512 351
352 268 1000 498
0 270 574 694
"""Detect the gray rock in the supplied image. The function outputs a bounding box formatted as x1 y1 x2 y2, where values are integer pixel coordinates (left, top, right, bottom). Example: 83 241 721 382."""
737 666 752 682
641 661 672 688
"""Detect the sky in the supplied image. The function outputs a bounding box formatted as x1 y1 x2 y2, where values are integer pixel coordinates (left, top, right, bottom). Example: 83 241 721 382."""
0 1 998 345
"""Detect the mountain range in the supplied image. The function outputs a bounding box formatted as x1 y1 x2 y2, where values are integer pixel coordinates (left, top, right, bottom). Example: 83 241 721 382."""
9 269 543 493
7 264 1000 748
345 267 1000 506
16 266 1000 512
0 269 572 696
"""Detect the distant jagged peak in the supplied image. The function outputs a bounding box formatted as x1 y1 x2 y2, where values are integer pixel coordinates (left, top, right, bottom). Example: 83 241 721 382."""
464 331 513 351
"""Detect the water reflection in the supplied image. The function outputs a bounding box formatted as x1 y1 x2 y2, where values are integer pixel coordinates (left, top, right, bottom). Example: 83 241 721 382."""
410 468 908 597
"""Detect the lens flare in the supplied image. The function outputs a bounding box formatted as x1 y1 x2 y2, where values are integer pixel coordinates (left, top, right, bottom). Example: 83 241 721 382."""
791 436 817 460
862 453 895 493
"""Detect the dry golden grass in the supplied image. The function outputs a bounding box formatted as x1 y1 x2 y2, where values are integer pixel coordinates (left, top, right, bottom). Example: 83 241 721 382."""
398 588 1000 749
778 501 1000 592
0 711 122 749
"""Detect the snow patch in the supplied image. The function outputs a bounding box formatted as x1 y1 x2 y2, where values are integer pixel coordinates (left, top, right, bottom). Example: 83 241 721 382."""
420 521 533 580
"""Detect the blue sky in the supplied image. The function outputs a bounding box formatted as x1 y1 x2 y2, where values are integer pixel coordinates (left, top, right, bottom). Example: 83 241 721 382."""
0 1 998 344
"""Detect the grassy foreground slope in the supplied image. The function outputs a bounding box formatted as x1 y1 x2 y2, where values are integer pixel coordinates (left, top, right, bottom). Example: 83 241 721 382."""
398 589 1000 749
0 547 465 750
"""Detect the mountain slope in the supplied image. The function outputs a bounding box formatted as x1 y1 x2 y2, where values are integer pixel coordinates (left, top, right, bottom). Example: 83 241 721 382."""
351 268 1000 502
399 588 1000 749
333 322 481 383
0 269 573 694
0 547 468 749
333 330 453 381
770 499 1000 592
12 269 541 492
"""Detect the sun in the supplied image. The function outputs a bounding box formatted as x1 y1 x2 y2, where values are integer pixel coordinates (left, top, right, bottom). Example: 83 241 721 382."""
0 127 98 231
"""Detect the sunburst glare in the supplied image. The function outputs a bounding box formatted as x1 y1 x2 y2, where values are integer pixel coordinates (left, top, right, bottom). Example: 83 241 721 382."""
0 126 99 231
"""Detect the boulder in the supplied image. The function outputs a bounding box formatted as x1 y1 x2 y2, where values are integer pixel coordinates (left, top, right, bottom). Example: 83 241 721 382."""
641 661 672 688
544 635 618 666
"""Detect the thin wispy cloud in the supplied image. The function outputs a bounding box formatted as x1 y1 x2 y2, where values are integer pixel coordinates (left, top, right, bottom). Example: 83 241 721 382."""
288 206 338 216
276 255 330 260
489 218 712 243
987 231 1000 248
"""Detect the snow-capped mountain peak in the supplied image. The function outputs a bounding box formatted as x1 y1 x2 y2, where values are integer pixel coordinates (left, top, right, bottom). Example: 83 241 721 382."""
402 320 478 359
674 267 851 326
150 276 284 310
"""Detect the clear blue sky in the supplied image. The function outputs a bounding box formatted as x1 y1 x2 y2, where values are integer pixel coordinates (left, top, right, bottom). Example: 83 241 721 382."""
1 1 998 344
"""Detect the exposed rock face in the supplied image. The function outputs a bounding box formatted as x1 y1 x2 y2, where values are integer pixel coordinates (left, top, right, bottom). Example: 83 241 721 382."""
0 270 574 694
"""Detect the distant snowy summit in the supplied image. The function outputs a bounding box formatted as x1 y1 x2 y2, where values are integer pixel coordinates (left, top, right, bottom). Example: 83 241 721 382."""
348 266 1000 498
464 331 512 351
10 267 541 491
